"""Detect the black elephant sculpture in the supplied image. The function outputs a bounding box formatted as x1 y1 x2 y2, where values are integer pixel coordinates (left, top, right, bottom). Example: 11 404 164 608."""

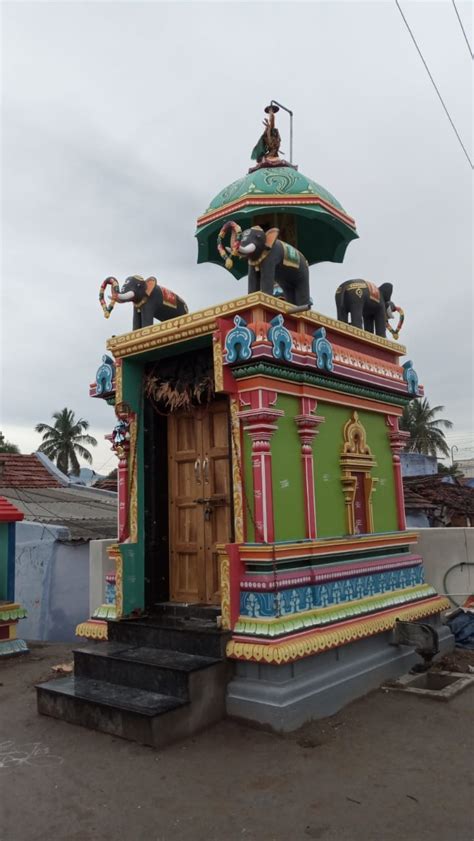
108 275 188 330
335 279 396 337
237 226 311 308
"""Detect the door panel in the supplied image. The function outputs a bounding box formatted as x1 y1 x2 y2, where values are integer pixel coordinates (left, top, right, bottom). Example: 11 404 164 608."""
168 412 205 603
202 401 232 603
168 399 231 604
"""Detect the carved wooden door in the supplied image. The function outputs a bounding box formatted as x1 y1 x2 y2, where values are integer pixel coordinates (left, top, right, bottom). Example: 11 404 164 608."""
168 399 231 603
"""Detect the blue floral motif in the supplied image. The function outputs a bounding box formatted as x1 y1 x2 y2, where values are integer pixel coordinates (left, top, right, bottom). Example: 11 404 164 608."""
312 327 334 372
402 360 420 396
239 566 424 617
96 354 115 396
244 592 261 617
225 316 256 364
267 315 293 362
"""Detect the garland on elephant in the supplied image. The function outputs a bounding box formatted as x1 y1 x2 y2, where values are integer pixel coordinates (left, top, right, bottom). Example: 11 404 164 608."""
386 306 404 340
99 277 120 318
217 221 242 270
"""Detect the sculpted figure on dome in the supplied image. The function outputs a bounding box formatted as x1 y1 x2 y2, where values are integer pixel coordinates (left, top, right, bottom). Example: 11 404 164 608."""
251 105 283 165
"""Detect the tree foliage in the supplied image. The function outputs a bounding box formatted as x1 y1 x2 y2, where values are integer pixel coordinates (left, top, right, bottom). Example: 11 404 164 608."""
0 431 20 453
400 399 453 458
438 462 464 480
35 408 98 476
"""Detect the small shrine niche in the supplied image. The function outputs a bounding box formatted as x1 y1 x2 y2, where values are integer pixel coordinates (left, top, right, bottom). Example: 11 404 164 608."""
340 411 378 535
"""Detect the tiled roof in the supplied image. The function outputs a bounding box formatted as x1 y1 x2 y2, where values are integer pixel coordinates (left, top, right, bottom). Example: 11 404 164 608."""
0 496 24 522
403 475 474 517
93 469 117 492
0 485 117 541
0 454 62 488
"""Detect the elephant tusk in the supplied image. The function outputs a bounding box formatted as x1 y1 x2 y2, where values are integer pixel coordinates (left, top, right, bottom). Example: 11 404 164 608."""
115 291 135 302
238 243 256 255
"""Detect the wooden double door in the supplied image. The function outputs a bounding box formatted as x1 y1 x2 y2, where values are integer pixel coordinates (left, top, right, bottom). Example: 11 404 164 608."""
168 398 232 604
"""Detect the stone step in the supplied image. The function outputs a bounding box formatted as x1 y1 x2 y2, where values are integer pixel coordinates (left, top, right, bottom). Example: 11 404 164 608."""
36 676 188 748
107 617 230 658
73 643 221 699
152 602 222 622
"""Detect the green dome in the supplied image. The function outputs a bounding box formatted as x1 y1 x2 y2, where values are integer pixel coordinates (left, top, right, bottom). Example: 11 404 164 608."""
195 165 358 279
206 167 348 215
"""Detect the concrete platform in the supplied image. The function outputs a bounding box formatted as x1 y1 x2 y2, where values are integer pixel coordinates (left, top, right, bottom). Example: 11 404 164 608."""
226 617 454 731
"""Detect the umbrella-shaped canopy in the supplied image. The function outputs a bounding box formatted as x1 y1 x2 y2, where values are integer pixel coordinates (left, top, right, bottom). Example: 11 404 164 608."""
195 166 358 280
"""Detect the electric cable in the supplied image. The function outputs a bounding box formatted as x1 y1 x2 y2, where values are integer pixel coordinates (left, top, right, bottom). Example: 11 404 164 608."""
451 0 474 59
442 562 474 606
395 0 474 169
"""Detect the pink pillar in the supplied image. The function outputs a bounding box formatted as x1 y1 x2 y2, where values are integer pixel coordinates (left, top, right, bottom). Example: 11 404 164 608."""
295 397 325 539
239 389 283 543
386 415 410 531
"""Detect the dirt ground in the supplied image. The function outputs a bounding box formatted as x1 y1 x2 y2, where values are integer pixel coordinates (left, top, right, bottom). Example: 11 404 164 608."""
0 642 473 841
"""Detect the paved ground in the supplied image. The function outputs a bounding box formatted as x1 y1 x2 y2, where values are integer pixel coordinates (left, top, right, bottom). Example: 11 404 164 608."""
0 642 473 841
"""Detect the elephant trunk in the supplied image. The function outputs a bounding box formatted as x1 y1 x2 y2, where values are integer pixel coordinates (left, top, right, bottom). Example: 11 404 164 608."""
115 290 135 302
238 243 256 255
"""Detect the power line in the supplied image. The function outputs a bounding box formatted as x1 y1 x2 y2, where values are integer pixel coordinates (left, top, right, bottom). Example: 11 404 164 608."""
395 0 474 169
452 0 474 59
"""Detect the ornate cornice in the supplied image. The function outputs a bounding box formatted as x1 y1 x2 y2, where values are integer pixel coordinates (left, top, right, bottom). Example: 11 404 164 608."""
232 362 412 407
106 293 406 360
196 193 357 230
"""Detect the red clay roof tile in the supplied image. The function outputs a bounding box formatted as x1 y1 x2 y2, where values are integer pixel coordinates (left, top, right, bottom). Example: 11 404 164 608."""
0 454 62 488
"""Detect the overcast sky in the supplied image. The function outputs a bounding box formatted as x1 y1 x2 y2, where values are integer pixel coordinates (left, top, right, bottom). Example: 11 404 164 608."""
1 0 472 474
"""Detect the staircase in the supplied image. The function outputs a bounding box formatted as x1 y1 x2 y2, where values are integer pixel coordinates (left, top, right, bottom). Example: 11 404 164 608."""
36 605 231 749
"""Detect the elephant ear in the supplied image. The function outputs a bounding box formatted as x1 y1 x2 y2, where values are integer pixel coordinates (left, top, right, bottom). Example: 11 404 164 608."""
265 228 280 249
145 277 157 297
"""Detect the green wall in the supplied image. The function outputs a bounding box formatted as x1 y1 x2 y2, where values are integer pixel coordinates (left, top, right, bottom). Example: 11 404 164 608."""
357 409 398 533
313 401 398 537
313 403 349 538
271 395 306 541
121 358 145 615
242 395 399 543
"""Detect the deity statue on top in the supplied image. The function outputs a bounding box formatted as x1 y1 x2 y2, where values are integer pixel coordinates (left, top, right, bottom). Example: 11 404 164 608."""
250 105 291 170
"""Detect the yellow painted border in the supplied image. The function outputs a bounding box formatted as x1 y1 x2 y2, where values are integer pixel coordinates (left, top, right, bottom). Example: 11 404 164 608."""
227 597 450 663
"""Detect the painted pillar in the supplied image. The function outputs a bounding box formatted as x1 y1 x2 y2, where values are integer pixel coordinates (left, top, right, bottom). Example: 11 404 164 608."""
386 415 410 531
239 389 283 543
106 408 134 543
294 397 325 539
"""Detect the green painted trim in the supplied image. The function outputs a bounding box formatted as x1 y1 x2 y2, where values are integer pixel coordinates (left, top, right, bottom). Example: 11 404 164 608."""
93 604 117 620
271 395 306 541
245 549 413 575
233 362 411 407
120 358 145 616
0 606 27 621
234 585 436 637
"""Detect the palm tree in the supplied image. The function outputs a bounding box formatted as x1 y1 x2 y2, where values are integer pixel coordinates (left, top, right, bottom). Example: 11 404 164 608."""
400 399 453 458
0 431 20 453
35 408 98 476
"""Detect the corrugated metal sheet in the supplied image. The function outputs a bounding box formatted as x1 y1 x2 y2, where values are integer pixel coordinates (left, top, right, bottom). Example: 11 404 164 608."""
0 485 117 540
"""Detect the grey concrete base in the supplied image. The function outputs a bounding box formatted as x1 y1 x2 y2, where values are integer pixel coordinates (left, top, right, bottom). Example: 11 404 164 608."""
226 617 454 732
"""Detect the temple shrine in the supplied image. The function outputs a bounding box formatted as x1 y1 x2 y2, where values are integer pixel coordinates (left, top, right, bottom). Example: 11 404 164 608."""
37 105 452 741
